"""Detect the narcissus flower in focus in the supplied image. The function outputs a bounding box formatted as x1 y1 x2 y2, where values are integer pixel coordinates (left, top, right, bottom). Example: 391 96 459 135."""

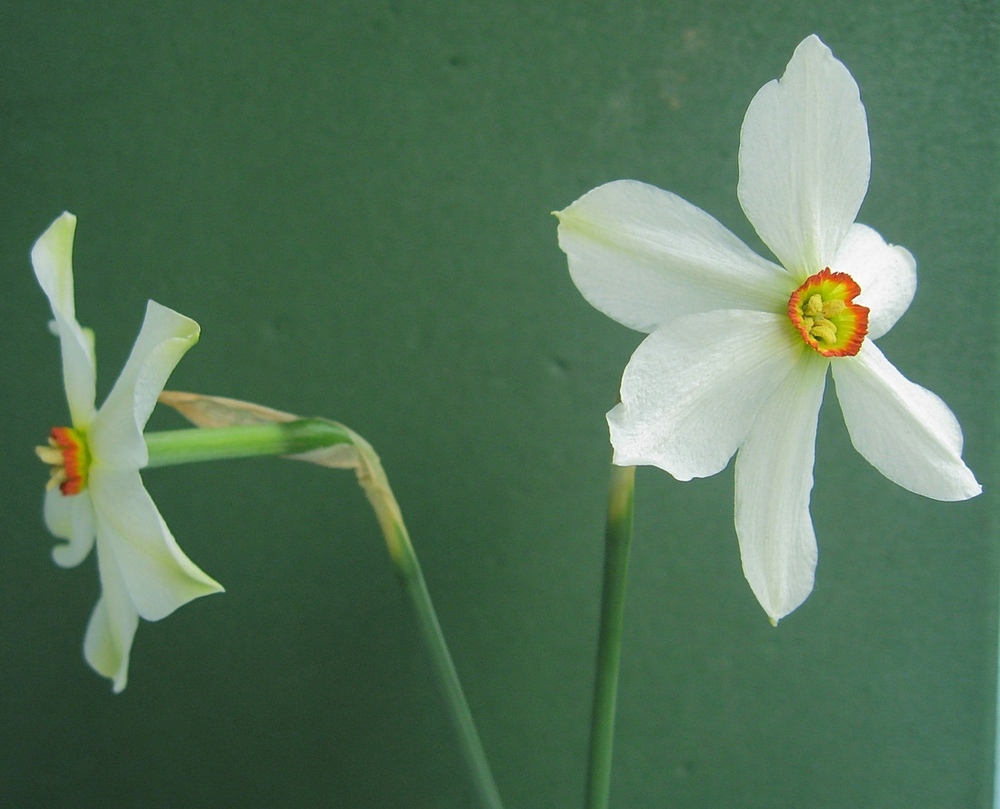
555 35 980 622
33 212 223 692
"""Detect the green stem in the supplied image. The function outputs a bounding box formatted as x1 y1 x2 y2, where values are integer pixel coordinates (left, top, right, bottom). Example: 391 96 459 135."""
144 420 352 468
397 523 504 809
585 463 636 809
351 441 505 809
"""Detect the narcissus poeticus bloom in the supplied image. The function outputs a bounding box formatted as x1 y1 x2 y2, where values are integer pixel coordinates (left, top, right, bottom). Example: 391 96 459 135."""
555 35 980 622
33 212 223 691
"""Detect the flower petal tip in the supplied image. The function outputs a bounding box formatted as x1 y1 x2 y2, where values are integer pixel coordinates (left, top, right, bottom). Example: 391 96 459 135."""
51 541 87 569
949 474 982 502
799 33 830 54
31 212 80 318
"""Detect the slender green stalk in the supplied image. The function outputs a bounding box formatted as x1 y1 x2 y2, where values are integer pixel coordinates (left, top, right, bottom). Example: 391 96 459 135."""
352 440 505 809
585 463 636 809
392 520 504 809
144 420 352 468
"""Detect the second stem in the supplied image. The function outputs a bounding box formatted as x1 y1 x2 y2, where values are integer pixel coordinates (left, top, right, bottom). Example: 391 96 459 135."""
585 463 636 809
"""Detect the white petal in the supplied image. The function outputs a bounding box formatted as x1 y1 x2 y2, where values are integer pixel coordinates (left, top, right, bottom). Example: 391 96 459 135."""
556 180 791 332
89 467 223 621
831 342 981 500
84 538 139 693
31 212 97 426
608 311 804 479
31 213 78 320
738 35 871 278
89 301 200 469
43 487 96 568
734 354 829 622
832 224 916 340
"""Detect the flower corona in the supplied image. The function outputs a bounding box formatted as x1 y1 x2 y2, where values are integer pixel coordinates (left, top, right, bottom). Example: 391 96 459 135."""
787 269 869 357
36 426 90 495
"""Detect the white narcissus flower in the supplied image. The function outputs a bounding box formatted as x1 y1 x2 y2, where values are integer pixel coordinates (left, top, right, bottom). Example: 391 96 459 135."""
555 35 981 623
33 212 223 692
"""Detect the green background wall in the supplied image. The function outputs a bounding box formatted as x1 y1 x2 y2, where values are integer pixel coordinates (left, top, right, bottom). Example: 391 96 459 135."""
1 2 996 806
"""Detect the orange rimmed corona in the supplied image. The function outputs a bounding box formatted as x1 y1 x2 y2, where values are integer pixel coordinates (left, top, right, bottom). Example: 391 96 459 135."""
36 426 91 495
787 268 869 357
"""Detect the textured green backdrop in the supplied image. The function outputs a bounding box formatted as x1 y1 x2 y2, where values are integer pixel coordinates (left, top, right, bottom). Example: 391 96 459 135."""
1 2 996 807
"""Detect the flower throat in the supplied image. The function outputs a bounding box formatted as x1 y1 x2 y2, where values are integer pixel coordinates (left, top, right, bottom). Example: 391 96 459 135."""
787 268 869 357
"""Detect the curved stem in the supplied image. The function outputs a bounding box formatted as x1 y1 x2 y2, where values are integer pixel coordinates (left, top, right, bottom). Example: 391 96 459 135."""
585 463 636 809
154 393 505 808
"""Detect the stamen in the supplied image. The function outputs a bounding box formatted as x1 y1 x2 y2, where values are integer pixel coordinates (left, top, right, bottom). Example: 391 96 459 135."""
822 299 846 318
35 427 90 495
803 294 824 318
787 268 869 357
811 319 838 344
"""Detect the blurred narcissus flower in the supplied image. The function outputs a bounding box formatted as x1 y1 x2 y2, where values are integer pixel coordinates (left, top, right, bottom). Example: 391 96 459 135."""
555 35 980 622
33 212 223 691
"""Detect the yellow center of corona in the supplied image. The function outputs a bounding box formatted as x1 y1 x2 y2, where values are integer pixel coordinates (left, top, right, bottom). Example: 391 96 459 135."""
787 268 869 357
36 426 90 495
